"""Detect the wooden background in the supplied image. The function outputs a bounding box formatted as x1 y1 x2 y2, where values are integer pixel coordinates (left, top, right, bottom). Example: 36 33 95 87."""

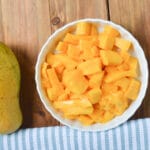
0 0 149 128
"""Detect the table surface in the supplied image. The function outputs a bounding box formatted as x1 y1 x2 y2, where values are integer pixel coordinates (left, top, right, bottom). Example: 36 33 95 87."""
0 0 149 128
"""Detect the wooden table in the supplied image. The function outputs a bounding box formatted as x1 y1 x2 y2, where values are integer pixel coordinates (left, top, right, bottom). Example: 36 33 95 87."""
0 0 149 128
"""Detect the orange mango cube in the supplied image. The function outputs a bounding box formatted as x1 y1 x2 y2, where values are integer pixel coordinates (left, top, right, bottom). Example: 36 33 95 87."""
78 58 102 75
104 25 120 37
115 38 132 51
76 22 91 35
125 79 141 100
63 69 88 94
99 34 115 50
56 41 68 53
100 50 123 66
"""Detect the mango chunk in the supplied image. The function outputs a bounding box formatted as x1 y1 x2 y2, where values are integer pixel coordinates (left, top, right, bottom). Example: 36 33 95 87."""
119 51 130 62
125 79 141 100
89 71 104 88
67 44 80 60
64 114 78 120
100 50 123 66
127 56 139 71
57 92 69 101
99 34 115 50
41 62 49 79
76 22 91 35
104 70 137 83
78 115 94 125
101 111 115 123
47 87 58 101
89 106 104 123
91 46 99 57
47 53 77 69
56 41 68 53
102 82 118 95
90 24 98 35
114 77 131 92
79 40 93 59
46 52 62 67
78 58 102 75
53 99 93 115
47 68 64 94
63 33 78 45
63 69 88 94
55 65 65 75
115 38 132 51
104 25 120 37
42 78 51 89
87 88 101 104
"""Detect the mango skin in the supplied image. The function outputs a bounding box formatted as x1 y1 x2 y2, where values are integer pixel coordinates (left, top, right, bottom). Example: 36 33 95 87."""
0 42 22 134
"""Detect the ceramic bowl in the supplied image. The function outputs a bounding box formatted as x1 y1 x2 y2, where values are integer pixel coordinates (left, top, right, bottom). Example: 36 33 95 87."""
35 18 148 131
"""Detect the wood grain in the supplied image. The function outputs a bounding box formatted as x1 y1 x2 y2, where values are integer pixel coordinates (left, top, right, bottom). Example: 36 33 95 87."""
109 0 150 119
0 0 149 128
49 0 108 33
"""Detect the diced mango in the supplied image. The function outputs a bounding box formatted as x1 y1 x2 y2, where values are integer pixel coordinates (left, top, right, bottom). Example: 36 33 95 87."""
104 25 120 37
56 41 68 53
41 22 141 125
102 82 118 95
67 44 80 60
47 68 64 93
89 71 104 88
117 63 130 71
100 50 123 66
55 65 65 75
47 87 58 101
101 111 114 123
47 53 77 69
41 62 49 79
99 34 115 50
119 51 130 62
115 38 132 51
76 22 91 35
57 92 69 101
42 78 51 89
114 97 129 116
53 99 93 115
63 33 78 45
114 77 131 92
79 40 93 59
104 70 137 83
105 66 118 73
89 106 104 123
87 88 101 104
78 115 94 125
90 24 98 35
46 52 62 67
125 79 141 100
127 56 139 71
63 69 88 94
91 46 99 57
78 58 102 75
64 114 78 120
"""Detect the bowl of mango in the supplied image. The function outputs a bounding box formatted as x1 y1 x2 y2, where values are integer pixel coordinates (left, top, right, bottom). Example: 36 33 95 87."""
35 19 148 131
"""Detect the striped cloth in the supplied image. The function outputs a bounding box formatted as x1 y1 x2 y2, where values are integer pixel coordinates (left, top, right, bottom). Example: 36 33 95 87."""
0 119 149 150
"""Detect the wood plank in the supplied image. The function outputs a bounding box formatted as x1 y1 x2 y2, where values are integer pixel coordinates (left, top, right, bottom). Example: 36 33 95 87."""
109 0 150 118
49 0 108 33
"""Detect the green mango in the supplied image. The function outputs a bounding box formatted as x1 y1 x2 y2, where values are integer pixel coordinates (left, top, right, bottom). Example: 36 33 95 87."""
0 42 22 134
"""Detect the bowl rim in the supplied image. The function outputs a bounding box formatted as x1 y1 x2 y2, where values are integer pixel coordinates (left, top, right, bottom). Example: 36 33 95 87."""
35 18 149 131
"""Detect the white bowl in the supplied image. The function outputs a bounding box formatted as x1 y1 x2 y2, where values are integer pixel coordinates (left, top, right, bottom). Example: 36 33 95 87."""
35 18 148 131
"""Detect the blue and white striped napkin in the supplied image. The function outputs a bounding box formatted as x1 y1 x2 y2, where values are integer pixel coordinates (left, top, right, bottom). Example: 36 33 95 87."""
0 118 149 150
